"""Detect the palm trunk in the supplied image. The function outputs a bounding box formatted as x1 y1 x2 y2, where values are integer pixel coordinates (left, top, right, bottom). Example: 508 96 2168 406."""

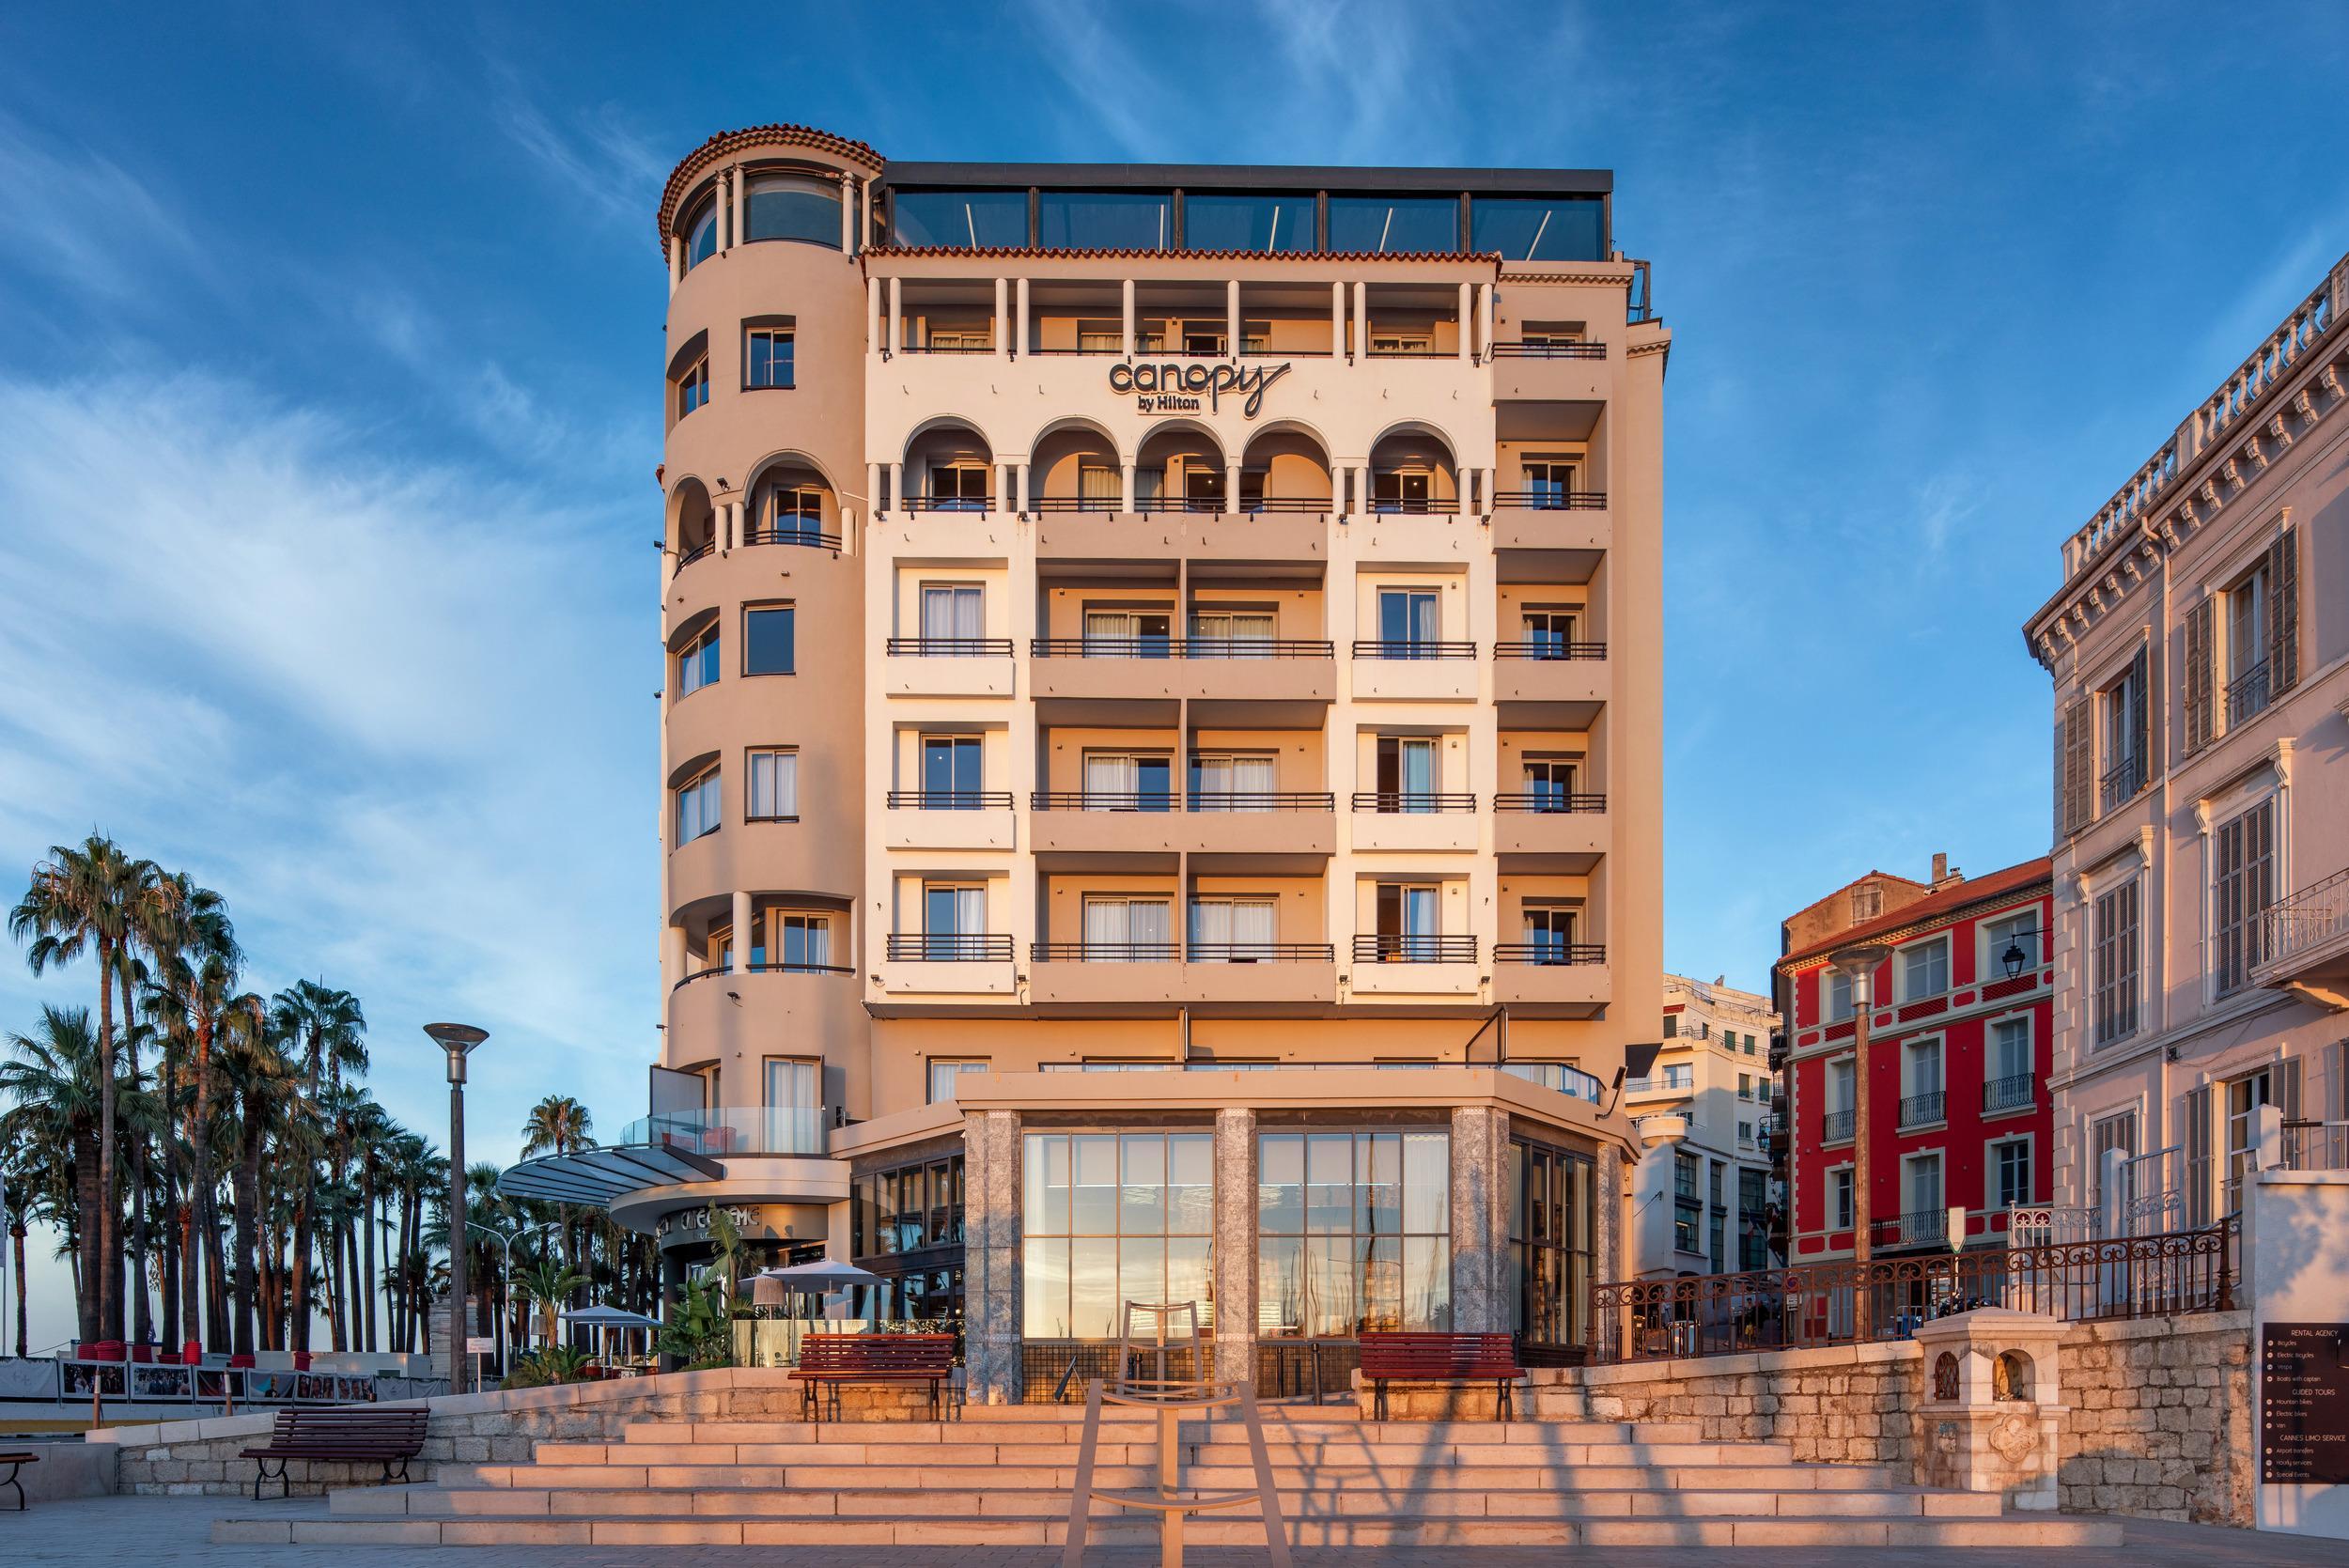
158 1030 182 1351
184 1013 215 1345
362 1177 379 1353
231 1130 260 1358
73 1130 101 1343
94 936 122 1342
119 964 152 1347
204 1188 229 1349
10 1219 27 1357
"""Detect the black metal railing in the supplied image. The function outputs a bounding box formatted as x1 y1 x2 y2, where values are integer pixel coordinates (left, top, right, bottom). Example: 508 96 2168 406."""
1188 942 1337 963
1240 497 1333 513
1130 496 1234 515
1493 640 1608 660
1029 791 1176 812
746 960 854 977
885 933 1014 962
1898 1090 1946 1127
885 636 1014 657
895 341 996 354
1876 1208 1950 1248
1494 942 1606 966
1364 499 1461 515
741 523 843 551
1489 340 1607 359
1187 791 1335 812
1031 941 1180 963
1489 489 1609 510
674 540 715 572
885 790 1013 810
1350 639 1476 660
2100 753 2146 812
1983 1074 2034 1113
1821 1108 1856 1142
1589 1218 2237 1363
895 495 995 513
1351 791 1477 813
1029 637 1333 659
1352 934 1477 963
1492 792 1608 814
2227 660 2273 724
1029 495 1123 512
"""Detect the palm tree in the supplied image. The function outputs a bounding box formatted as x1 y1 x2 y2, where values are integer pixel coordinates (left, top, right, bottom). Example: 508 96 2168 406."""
135 870 230 1347
0 1006 104 1341
11 837 155 1340
3 1168 28 1357
145 895 247 1351
215 997 293 1356
515 1257 587 1351
270 981 364 1350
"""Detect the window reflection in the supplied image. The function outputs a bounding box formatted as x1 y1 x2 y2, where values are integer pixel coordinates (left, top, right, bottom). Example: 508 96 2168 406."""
1327 196 1459 254
745 173 841 248
1257 1130 1450 1336
1470 195 1606 262
1509 1138 1593 1348
1184 194 1315 253
1022 1130 1213 1339
890 189 1029 248
1038 190 1171 250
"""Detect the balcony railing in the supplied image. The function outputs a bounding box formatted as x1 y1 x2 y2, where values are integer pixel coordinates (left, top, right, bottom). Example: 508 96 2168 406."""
894 341 995 354
1489 489 1608 510
2099 753 2146 812
1187 942 1336 963
1876 1208 1950 1248
1028 791 1337 812
1029 637 1333 659
741 523 843 551
886 933 1014 962
2262 867 2349 970
1187 791 1335 812
2226 660 2273 725
1031 941 1180 963
618 1105 834 1157
1492 792 1607 814
1493 639 1608 660
886 790 1013 810
1352 934 1477 963
670 959 853 990
1130 496 1235 515
1350 639 1476 660
2280 1120 2349 1172
1365 498 1461 515
1983 1073 2034 1114
885 636 1014 657
1030 791 1175 812
1821 1108 1855 1142
1493 942 1606 966
1488 340 1607 360
894 495 995 513
1500 1061 1608 1101
1351 791 1477 813
1898 1089 1946 1128
674 540 714 572
1029 495 1122 511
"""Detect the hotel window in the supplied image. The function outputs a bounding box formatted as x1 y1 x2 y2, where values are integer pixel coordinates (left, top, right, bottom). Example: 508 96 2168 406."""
852 1148 967 1314
1708 1162 1727 1274
1824 1056 1855 1138
678 625 720 694
1081 895 1174 959
1522 758 1578 809
2091 879 2140 1045
674 766 720 843
2212 799 2276 996
1023 1131 1211 1340
1327 195 1458 253
1373 735 1440 813
1990 1138 2032 1211
1376 587 1440 648
1188 896 1276 957
928 463 989 511
1521 904 1577 963
1898 937 1950 1001
1189 752 1275 811
1189 608 1275 655
745 326 795 389
1824 969 1854 1023
1182 464 1226 510
1983 910 2039 977
1036 190 1171 250
1672 1151 1701 1253
1825 1165 1854 1232
1371 470 1435 513
2100 649 2149 810
1082 607 1173 656
1470 194 1605 262
760 482 824 543
919 883 987 956
745 748 798 821
1260 1129 1450 1337
1903 1153 1943 1233
1180 322 1228 357
1083 752 1174 811
919 735 983 808
1078 463 1120 508
683 197 719 268
1660 1063 1693 1091
1520 609 1579 656
1902 1037 1944 1126
770 911 832 971
1661 1013 1678 1038
924 327 992 352
677 353 709 416
888 188 1027 248
1987 1017 2031 1110
1519 321 1588 349
764 1056 819 1110
926 1059 988 1103
1077 322 1123 355
1738 1169 1769 1270
1520 460 1578 508
2224 1063 2299 1215
2087 1110 2137 1219
743 172 841 248
1737 1073 1753 1100
2183 1084 2215 1228
2225 556 2273 724
1182 193 1315 253
1510 1138 1594 1348
743 604 795 675
919 583 984 645
1369 331 1432 355
1373 882 1443 961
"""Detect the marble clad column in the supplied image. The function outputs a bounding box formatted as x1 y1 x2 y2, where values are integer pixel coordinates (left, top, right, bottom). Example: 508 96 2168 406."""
1448 1106 1511 1332
1212 1109 1257 1385
1595 1143 1624 1283
961 1109 1023 1404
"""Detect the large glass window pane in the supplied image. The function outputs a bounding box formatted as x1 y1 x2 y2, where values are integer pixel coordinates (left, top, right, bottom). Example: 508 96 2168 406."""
745 174 842 247
1120 1134 1166 1234
1068 1238 1118 1338
1023 1238 1069 1338
1024 1133 1068 1234
1305 1134 1353 1233
1470 195 1605 262
1038 190 1171 250
891 189 1028 248
1361 1235 1402 1330
1071 1134 1119 1234
1258 1239 1303 1336
1403 1130 1449 1234
1357 1133 1403 1236
1258 1133 1303 1234
1183 193 1315 253
1166 1237 1211 1328
1117 1240 1164 1326
744 606 795 675
1308 1236 1355 1335
1168 1134 1213 1234
1328 195 1459 253
1404 1235 1452 1329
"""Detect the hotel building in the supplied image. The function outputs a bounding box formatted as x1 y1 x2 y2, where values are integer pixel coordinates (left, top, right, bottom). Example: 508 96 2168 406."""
1626 975 1781 1276
2025 254 2349 1227
503 124 1669 1400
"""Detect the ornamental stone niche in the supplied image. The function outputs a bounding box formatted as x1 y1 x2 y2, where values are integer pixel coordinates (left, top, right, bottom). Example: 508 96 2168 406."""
1913 1306 2075 1510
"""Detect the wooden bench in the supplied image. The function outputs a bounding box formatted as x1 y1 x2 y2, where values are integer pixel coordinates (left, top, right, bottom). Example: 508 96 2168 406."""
0 1450 38 1511
790 1334 957 1421
1358 1331 1525 1421
238 1406 429 1499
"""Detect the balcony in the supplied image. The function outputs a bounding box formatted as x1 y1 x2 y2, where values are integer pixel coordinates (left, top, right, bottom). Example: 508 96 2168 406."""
1491 794 1609 864
1492 644 1610 715
1025 943 1339 1007
1028 639 1335 706
1350 793 1479 853
2253 867 2349 1009
882 790 1018 851
617 1104 833 1159
1875 1208 1951 1250
1348 933 1479 997
1350 641 1479 702
1490 340 1609 403
1821 1108 1855 1143
1898 1089 1945 1129
1983 1073 2034 1115
878 931 1016 997
1029 794 1336 860
1034 506 1329 564
883 637 1017 699
1492 943 1608 1013
2225 660 2274 728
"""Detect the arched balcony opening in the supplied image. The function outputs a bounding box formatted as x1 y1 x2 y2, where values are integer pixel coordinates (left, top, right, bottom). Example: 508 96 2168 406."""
742 166 843 250
677 186 721 273
901 422 994 512
1029 420 1123 513
1239 424 1334 515
1368 425 1461 515
744 458 840 549
1135 421 1227 514
671 478 718 571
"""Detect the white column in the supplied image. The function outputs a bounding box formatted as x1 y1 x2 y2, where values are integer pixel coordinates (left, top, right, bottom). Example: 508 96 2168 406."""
1355 464 1372 515
719 500 734 552
867 463 882 518
860 178 873 249
996 462 1011 511
1016 276 1031 359
1328 463 1343 514
729 169 744 252
889 462 904 514
1457 284 1472 362
1015 462 1030 512
867 276 882 352
1330 282 1346 357
838 173 854 253
668 235 683 296
731 891 754 970
1478 282 1495 357
1353 282 1369 361
1122 278 1137 356
994 277 1010 360
1122 462 1137 514
661 924 688 994
1224 460 1241 514
888 277 902 355
1226 278 1240 356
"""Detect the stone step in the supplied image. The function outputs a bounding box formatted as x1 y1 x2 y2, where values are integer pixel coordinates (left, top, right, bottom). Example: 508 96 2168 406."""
566 1435 1778 1469
222 1510 2122 1548
959 1401 1362 1423
614 1416 1706 1447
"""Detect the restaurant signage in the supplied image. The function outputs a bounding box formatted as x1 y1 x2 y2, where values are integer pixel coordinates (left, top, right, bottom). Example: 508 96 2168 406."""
1108 359 1291 417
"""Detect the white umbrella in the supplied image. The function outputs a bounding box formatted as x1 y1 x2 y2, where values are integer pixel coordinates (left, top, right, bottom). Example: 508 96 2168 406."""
738 1259 879 1293
559 1303 663 1368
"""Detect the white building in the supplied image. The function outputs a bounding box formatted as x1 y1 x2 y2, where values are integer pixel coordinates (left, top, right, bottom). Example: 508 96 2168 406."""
1623 975 1781 1276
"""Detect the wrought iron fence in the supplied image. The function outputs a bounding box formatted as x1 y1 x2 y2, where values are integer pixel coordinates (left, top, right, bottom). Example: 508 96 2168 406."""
1588 1219 2235 1364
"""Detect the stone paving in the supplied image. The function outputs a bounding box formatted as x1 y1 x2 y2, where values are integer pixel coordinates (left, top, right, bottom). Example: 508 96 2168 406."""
6 1493 2349 1566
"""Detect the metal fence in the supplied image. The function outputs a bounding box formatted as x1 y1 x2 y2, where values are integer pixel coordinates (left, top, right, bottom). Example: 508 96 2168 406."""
1588 1219 2236 1363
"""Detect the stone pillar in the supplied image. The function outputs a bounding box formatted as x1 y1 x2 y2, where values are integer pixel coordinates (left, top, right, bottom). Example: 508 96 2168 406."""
994 277 1009 360
887 277 902 355
1478 282 1494 357
1212 1109 1257 1385
731 891 754 968
1226 278 1240 356
1121 278 1136 356
1122 462 1137 514
838 172 854 253
1595 1145 1624 1283
1353 282 1368 359
866 275 882 352
668 235 683 296
1354 464 1372 516
1224 460 1241 515
1457 284 1471 362
888 462 904 516
1448 1107 1511 1332
729 166 745 252
961 1109 1023 1404
1912 1308 2075 1510
661 923 687 992
1016 276 1030 359
1330 281 1346 357
866 462 882 519
1014 462 1030 513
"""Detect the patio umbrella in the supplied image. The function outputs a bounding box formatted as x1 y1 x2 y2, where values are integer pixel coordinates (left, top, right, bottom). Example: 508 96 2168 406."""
737 1259 879 1294
559 1304 664 1366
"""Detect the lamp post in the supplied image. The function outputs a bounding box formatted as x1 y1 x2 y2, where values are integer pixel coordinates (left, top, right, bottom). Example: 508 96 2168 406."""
1828 946 1889 1265
426 1022 489 1391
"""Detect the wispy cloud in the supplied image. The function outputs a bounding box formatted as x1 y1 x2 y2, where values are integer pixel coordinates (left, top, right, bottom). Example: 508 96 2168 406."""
493 87 669 226
0 109 217 303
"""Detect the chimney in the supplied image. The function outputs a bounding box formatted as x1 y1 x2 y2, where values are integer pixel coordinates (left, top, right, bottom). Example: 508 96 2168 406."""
1931 851 1948 884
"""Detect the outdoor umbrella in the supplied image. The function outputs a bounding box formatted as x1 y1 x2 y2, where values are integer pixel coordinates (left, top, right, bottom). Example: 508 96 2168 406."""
559 1303 664 1367
740 1259 881 1314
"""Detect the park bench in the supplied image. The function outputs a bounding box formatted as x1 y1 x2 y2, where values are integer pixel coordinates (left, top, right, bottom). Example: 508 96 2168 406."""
790 1333 957 1421
1358 1330 1525 1421
238 1405 429 1499
1 1449 38 1511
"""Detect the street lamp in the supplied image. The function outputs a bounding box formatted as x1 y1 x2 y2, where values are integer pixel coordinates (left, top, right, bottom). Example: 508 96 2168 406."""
468 1219 559 1369
426 1022 489 1392
1828 944 1888 1341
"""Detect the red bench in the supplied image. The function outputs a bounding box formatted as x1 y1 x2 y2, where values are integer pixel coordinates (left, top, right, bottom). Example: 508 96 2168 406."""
790 1334 957 1421
1358 1331 1525 1421
239 1405 430 1498
0 1450 38 1511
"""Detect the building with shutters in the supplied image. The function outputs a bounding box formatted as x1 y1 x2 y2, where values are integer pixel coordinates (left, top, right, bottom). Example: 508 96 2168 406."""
497 124 1672 1399
1773 858 2054 1261
1624 975 1781 1276
2025 252 2349 1228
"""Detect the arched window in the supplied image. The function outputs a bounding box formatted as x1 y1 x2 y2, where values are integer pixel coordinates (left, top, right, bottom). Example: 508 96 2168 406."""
745 173 842 248
684 197 720 270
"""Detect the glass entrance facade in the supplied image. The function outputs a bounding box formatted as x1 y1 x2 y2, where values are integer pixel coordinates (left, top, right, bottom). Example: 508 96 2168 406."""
1510 1136 1595 1352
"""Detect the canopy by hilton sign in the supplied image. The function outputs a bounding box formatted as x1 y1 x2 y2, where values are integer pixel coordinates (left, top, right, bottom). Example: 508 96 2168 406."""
1109 359 1291 417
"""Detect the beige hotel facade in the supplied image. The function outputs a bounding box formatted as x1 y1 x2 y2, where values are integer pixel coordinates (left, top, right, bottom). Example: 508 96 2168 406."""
504 124 1669 1400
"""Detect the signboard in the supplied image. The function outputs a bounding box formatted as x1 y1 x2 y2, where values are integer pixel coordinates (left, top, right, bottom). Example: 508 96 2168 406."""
1108 360 1290 417
654 1202 831 1251
465 1336 494 1356
2261 1322 2349 1485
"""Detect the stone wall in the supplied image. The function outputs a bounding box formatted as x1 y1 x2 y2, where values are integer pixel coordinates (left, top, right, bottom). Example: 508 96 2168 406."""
1530 1340 1923 1467
2058 1311 2251 1526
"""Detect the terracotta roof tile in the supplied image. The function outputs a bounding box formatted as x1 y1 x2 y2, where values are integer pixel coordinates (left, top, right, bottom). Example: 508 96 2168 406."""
1777 856 2051 970
862 244 1502 266
658 124 886 248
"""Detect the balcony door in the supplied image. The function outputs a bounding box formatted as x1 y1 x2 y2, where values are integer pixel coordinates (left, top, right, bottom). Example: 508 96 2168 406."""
1376 883 1440 961
1372 471 1432 513
1523 756 1578 811
1082 896 1171 960
1377 588 1439 651
1084 753 1173 811
1182 464 1225 513
764 1057 821 1152
923 884 986 954
1189 897 1276 957
1522 905 1576 964
1083 608 1172 657
1376 736 1438 812
1521 460 1576 508
1903 1154 1943 1242
1521 609 1578 656
2224 1063 2299 1214
920 584 983 644
1190 608 1274 657
930 463 988 511
1190 752 1275 811
771 911 832 970
921 735 983 807
1078 463 1119 510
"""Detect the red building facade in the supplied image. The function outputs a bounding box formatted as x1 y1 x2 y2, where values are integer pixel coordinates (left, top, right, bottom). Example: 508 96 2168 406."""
1774 859 2053 1260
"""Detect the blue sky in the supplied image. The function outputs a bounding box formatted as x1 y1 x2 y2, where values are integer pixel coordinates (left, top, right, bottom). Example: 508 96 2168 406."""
2 2 2344 1346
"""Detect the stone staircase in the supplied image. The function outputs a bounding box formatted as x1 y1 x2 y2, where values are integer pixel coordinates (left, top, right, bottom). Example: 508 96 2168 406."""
213 1401 2120 1548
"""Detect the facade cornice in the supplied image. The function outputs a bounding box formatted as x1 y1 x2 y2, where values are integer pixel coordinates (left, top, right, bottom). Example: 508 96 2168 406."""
658 123 887 246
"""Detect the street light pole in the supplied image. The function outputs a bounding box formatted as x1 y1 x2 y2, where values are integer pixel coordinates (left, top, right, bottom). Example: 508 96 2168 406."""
1829 945 1888 1337
426 1023 489 1393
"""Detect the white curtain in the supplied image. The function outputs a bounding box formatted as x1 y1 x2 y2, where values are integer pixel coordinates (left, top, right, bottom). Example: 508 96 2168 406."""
1192 754 1273 810
748 751 798 819
923 585 982 641
1084 753 1132 805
